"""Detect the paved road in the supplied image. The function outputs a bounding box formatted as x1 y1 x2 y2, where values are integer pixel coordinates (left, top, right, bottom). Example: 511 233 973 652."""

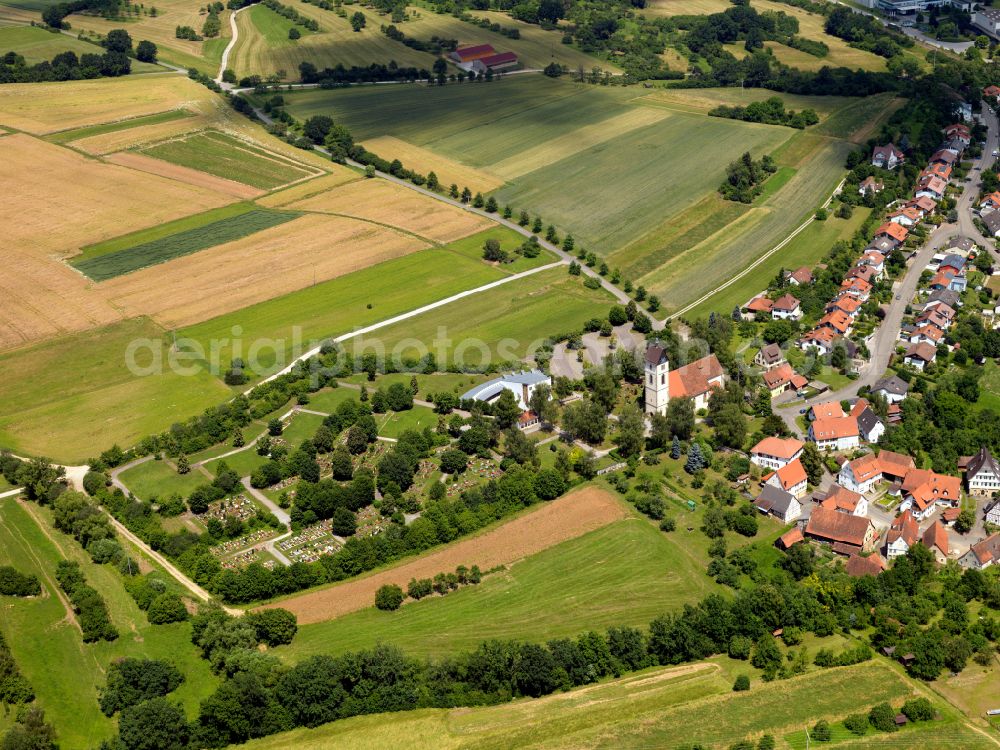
775 103 997 436
215 6 247 84
827 0 973 53
958 105 1000 258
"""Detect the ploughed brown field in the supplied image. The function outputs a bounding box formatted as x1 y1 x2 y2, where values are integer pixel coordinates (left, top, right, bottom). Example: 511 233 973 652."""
259 486 627 625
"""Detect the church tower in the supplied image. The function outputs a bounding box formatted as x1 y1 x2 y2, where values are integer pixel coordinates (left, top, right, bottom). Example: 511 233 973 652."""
644 342 669 416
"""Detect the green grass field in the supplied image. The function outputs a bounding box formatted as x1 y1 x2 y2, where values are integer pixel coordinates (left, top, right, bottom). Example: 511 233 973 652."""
375 405 438 438
72 207 302 280
361 267 614 367
0 25 163 71
141 131 317 190
276 516 718 660
117 457 212 501
0 317 231 463
0 498 218 750
232 660 973 750
44 108 196 144
177 236 512 378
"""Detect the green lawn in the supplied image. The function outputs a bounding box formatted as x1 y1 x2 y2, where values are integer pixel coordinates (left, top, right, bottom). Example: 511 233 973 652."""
235 661 949 750
276 516 718 661
0 498 218 750
360 267 614 368
375 406 437 438
976 358 1000 412
44 108 195 144
202 412 325 478
442 225 555 274
303 386 360 414
73 207 301 280
117 457 210 501
247 2 311 46
140 131 316 190
0 317 231 463
178 236 512 379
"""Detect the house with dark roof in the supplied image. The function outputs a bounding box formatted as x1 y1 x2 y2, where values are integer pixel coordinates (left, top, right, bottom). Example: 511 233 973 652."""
851 399 884 444
805 506 876 553
986 500 1000 527
754 484 802 524
965 446 1000 496
461 370 550 410
754 343 784 371
471 51 519 73
872 143 904 170
924 288 962 309
904 342 937 371
984 210 1000 238
873 374 909 403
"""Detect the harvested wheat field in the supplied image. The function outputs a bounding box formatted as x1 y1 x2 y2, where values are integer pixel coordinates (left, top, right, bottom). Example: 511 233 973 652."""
0 134 235 257
0 76 210 134
69 113 209 155
288 179 491 243
489 107 670 180
105 151 267 200
256 169 363 208
101 213 430 328
261 486 627 625
361 136 505 193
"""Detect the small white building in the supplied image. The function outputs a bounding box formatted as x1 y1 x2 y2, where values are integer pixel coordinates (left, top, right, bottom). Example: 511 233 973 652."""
461 370 550 410
808 417 860 452
839 454 882 495
754 484 802 524
750 436 804 471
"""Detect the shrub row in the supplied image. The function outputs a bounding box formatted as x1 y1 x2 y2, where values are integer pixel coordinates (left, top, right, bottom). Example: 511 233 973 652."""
55 560 118 642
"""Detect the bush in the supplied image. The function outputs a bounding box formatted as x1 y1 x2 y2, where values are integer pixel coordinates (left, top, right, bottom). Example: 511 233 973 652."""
98 657 184 716
0 566 41 597
375 583 404 611
812 719 831 742
732 674 750 691
844 713 869 735
246 608 298 646
901 697 934 722
868 702 897 732
147 593 189 624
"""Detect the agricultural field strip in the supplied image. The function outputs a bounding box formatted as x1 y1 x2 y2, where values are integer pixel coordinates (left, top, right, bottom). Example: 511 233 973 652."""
259 487 627 624
71 208 303 281
43 108 197 145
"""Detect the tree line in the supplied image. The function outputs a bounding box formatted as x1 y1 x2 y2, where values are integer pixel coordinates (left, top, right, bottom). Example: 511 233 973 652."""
709 96 818 129
0 28 155 83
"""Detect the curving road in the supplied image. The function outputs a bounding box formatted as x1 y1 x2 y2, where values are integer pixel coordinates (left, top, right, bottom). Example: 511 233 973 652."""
775 102 997 435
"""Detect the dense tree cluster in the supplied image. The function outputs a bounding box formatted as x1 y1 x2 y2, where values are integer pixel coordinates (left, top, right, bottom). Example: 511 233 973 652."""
0 47 130 82
709 96 818 129
0 630 34 706
99 658 184 716
381 24 456 54
719 152 777 203
0 566 41 597
55 560 118 643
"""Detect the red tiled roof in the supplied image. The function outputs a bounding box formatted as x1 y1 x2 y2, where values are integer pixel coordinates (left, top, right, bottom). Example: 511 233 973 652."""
875 450 915 479
811 416 859 441
669 354 724 400
806 506 872 547
790 267 813 284
845 453 881 483
752 436 804 460
922 520 949 557
773 458 807 491
876 222 908 242
846 553 886 577
773 293 800 312
778 528 804 549
821 484 864 513
811 401 845 420
746 296 774 312
453 44 496 61
819 310 852 334
888 509 919 548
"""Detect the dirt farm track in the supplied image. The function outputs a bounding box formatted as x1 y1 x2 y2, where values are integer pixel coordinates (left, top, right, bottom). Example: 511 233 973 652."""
258 486 627 625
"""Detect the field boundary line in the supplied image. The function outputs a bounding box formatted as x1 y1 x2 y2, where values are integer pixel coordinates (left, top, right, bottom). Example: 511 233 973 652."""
667 177 845 321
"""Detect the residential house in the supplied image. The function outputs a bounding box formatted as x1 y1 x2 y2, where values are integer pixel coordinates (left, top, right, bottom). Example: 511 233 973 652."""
915 175 947 201
818 310 853 337
820 484 868 516
839 453 883 495
942 507 961 526
875 222 908 246
876 449 916 483
983 210 1000 238
899 469 962 520
851 399 885 444
981 191 1000 211
888 206 921 227
858 176 884 196
965 446 1000 496
805 506 876 554
886 509 919 559
943 122 971 144
745 295 774 316
924 288 962 309
810 401 845 421
462 369 551 410
909 195 937 215
928 268 966 293
846 553 886 577
871 143 904 170
867 237 896 255
984 84 1000 100
765 458 809 499
788 266 813 285
921 520 949 564
959 533 1000 570
939 254 967 275
847 265 878 285
762 362 808 397
915 306 953 332
920 162 952 182
668 354 726 411
840 277 873 301
857 250 886 279
754 484 802 524
828 295 863 319
754 343 785 371
772 293 802 321
904 342 937 371
986 499 1000 526
888 402 903 424
750 436 805 471
873 374 909 403
809 416 860 452
929 149 958 166
908 324 943 346
798 328 836 356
